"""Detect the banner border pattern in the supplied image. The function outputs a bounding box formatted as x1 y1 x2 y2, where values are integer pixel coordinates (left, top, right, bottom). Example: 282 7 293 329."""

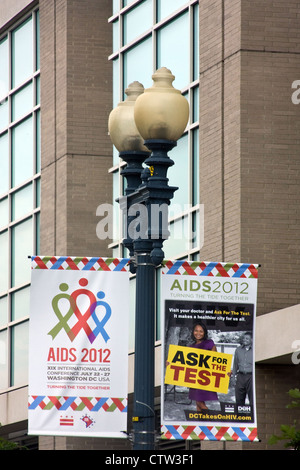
28 396 128 413
161 424 258 441
31 256 130 272
162 260 259 278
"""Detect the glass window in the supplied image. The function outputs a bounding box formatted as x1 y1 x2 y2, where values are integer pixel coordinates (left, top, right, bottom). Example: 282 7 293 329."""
11 218 33 287
35 212 40 255
193 86 199 123
167 133 189 208
113 0 120 15
12 82 33 122
0 230 9 292
123 0 135 7
123 37 153 92
0 8 40 392
36 10 40 71
0 197 8 229
0 132 9 194
36 75 40 105
193 2 199 81
156 0 186 21
112 63 120 162
11 321 29 386
113 58 120 110
113 172 120 241
123 0 152 45
0 37 9 99
36 178 41 207
192 127 199 205
12 17 33 88
12 116 34 187
0 295 8 327
0 330 8 390
192 210 199 249
164 215 189 259
157 0 186 21
157 12 189 89
113 19 120 53
36 110 41 173
12 183 33 221
11 286 30 321
0 97 9 131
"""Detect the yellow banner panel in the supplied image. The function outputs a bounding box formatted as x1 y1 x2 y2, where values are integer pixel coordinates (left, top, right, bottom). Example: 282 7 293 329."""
165 345 233 394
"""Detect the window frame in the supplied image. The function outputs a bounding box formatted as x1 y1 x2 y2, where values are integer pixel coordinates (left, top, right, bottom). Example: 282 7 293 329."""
0 7 40 391
108 1 200 344
108 0 200 261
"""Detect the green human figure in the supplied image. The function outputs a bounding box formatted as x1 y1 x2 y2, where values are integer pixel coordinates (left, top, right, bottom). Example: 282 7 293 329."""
48 283 76 340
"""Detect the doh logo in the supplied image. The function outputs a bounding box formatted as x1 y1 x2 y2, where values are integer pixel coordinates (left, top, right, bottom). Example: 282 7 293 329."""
48 278 111 344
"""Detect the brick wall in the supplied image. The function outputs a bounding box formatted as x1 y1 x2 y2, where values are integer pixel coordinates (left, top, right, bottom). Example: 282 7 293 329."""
241 51 300 314
199 0 243 263
201 364 300 450
240 0 300 315
39 435 132 451
199 0 224 261
199 0 300 315
245 364 300 450
199 0 300 451
39 0 113 257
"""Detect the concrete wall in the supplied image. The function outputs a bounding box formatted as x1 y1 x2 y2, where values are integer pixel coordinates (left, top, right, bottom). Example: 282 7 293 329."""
0 0 36 28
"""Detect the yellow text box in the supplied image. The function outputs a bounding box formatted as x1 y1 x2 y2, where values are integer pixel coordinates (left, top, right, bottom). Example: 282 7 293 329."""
165 345 232 394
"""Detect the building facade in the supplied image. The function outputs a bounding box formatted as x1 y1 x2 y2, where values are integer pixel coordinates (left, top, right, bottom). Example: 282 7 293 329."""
0 0 299 450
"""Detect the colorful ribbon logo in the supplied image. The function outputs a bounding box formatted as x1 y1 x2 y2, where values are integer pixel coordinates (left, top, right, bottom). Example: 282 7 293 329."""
48 278 111 344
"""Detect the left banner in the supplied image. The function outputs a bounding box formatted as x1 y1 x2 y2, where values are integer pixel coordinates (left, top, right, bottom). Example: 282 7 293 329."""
28 256 130 438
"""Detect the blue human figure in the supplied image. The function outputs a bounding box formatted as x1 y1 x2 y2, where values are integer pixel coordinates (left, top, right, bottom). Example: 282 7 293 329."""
88 291 111 343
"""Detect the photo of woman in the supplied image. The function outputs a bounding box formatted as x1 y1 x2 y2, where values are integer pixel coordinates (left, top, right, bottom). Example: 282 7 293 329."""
187 322 219 411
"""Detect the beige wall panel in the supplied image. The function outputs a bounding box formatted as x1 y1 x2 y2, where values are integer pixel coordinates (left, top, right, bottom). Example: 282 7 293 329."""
0 0 35 29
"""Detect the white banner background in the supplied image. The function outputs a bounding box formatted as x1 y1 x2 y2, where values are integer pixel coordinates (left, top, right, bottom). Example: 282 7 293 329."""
28 257 129 438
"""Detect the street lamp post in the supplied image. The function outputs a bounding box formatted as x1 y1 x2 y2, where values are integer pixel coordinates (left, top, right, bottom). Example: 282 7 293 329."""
108 68 189 450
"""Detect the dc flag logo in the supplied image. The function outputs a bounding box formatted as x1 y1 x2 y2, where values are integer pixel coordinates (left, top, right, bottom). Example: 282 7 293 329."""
48 278 111 343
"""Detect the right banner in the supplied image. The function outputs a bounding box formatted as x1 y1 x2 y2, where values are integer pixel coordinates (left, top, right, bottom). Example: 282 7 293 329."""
161 261 259 442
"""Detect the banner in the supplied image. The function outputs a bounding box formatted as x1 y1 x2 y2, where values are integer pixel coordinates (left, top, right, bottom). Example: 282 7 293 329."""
28 256 130 438
161 261 259 442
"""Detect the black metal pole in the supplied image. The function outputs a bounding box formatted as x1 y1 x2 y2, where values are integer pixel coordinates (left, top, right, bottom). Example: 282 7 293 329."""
117 141 178 451
132 247 156 450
